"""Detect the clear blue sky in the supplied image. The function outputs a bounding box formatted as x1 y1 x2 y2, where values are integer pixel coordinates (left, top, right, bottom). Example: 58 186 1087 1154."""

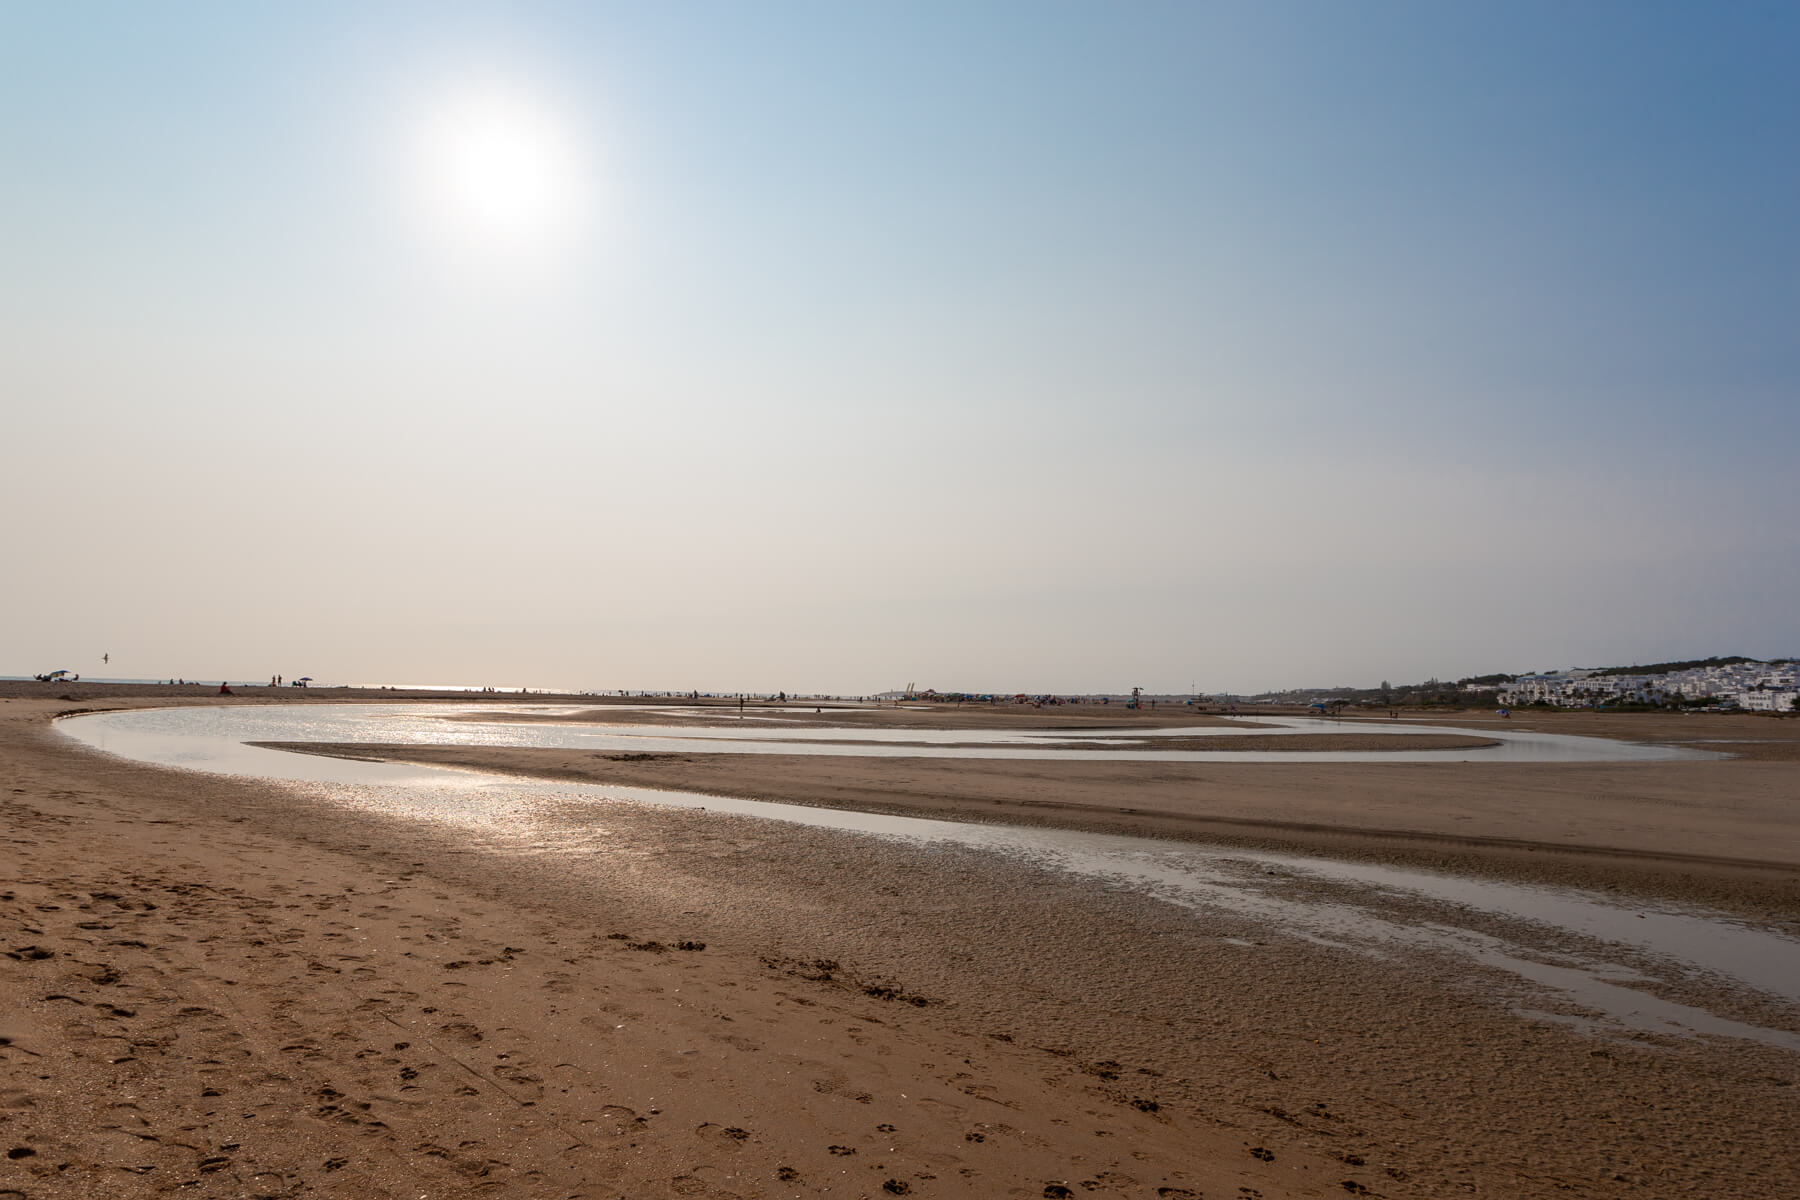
4 2 1796 692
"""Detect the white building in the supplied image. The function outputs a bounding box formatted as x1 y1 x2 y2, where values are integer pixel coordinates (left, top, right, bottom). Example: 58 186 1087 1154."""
1498 660 1797 709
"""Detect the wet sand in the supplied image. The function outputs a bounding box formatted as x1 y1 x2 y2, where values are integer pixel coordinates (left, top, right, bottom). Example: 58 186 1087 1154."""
269 705 1800 917
324 747 1800 916
483 733 1504 753
4 686 1799 1198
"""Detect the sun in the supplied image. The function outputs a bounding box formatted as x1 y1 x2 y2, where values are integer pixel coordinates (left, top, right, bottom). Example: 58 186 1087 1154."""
402 78 590 262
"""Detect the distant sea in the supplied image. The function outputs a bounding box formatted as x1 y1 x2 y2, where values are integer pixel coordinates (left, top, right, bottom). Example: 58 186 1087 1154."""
347 683 567 693
4 677 865 700
1 675 561 692
3 675 286 687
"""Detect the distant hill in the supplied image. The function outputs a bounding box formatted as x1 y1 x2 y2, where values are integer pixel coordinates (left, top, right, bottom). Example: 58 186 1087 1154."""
1588 655 1754 678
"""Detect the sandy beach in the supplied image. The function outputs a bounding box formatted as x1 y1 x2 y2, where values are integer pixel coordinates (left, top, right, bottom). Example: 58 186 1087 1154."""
10 3 1794 1197
4 685 1799 1198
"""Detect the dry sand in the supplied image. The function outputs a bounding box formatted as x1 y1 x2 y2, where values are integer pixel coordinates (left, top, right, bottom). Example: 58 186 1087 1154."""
4 686 1799 1198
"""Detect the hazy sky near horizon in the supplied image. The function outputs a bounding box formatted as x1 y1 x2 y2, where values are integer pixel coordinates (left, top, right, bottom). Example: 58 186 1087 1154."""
4 2 1797 694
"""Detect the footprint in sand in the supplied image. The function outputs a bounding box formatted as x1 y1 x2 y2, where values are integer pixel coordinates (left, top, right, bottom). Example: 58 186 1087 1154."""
1085 1171 1136 1188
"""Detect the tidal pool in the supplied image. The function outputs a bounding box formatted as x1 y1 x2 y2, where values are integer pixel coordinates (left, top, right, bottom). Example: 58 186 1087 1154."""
57 703 1797 1053
59 701 1718 764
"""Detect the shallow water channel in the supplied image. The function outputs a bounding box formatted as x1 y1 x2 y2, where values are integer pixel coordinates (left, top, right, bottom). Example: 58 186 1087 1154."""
58 704 1799 1054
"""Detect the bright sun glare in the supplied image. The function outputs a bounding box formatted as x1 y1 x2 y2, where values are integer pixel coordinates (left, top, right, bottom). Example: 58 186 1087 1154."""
404 78 590 263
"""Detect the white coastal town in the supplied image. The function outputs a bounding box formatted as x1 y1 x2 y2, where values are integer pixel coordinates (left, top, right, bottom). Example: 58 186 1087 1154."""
1493 657 1799 711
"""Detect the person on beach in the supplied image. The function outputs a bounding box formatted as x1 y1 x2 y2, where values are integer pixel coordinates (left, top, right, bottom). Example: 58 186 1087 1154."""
219 682 233 695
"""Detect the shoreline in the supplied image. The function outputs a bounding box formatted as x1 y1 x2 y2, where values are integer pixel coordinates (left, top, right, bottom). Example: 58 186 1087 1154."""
249 740 1800 923
39 684 1800 917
